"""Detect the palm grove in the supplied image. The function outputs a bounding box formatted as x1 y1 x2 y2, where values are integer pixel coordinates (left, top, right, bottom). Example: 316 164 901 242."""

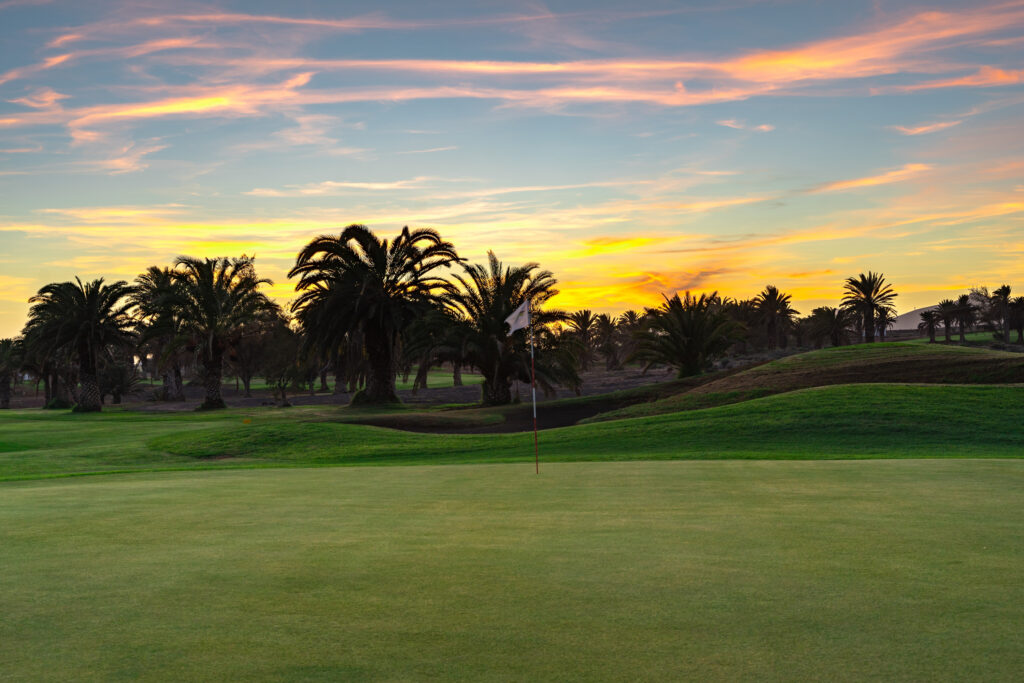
1 224 1019 412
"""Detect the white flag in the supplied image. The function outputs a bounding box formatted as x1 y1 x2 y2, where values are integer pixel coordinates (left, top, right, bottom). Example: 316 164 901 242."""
504 300 530 332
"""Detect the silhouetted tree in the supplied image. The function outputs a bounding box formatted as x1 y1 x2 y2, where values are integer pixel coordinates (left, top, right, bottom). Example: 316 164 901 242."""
808 307 853 348
918 309 940 343
992 284 1012 343
842 272 897 343
169 256 274 410
955 294 976 343
634 292 740 377
0 337 23 409
290 225 460 405
23 278 135 412
443 252 578 405
936 299 958 343
132 266 187 401
754 285 798 350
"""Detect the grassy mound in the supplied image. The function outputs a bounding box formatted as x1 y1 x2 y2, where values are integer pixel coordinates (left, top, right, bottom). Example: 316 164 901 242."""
1 383 1022 480
589 342 1024 422
2 461 1022 680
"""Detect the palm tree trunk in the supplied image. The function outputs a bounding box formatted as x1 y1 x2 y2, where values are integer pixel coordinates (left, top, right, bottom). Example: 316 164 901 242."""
74 345 102 412
172 364 185 401
160 371 173 400
959 324 966 343
481 376 512 405
75 371 102 412
200 351 226 410
1003 304 1011 343
452 363 463 386
863 306 874 343
412 359 430 395
358 327 399 404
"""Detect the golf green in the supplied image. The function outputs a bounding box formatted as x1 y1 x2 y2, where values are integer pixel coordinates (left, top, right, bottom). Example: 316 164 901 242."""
2 460 1021 681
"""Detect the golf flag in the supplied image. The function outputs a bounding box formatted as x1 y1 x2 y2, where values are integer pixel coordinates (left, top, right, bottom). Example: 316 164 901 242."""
505 299 530 332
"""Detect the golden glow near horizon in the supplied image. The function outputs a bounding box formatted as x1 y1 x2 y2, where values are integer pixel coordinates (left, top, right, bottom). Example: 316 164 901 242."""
1 1 1023 335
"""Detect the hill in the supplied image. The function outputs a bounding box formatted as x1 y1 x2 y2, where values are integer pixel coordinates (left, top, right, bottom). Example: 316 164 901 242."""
587 342 1024 422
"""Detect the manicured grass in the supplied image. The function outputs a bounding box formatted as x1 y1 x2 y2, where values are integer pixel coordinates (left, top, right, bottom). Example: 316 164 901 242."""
1 384 1022 481
1 461 1021 681
592 342 1024 422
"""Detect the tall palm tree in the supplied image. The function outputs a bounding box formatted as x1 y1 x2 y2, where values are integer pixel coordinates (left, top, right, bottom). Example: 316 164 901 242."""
443 252 577 405
992 284 1012 343
917 309 940 343
132 266 187 401
289 225 460 404
841 272 897 343
23 278 136 412
754 285 798 349
169 256 273 410
0 337 23 409
567 309 598 370
936 299 958 343
633 292 740 377
954 294 976 344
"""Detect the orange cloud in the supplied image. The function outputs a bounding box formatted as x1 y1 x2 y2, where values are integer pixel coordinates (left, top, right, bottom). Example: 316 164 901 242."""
892 66 1024 92
811 163 933 193
890 120 962 135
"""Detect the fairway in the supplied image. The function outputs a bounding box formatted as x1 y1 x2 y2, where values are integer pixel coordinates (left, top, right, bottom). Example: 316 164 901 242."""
2 461 1022 681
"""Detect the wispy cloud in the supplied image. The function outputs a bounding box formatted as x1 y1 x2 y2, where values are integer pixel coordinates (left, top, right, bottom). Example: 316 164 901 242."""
246 177 436 197
397 146 458 154
810 163 934 193
890 120 962 135
716 119 774 131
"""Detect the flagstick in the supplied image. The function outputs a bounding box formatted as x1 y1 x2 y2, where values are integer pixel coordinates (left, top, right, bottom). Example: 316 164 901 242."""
529 300 538 474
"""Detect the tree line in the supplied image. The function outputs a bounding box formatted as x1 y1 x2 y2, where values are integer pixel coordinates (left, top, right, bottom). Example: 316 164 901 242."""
915 286 1024 345
7 224 1002 413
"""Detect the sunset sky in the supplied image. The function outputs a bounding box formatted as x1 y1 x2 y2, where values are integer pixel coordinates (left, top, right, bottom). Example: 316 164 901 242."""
1 0 1023 336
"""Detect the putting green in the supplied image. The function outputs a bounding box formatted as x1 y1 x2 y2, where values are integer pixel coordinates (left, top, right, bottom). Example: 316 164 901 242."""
2 460 1021 680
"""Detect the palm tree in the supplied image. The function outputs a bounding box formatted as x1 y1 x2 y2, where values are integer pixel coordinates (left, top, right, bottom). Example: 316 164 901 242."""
132 266 187 401
23 278 136 412
0 337 23 409
290 225 460 405
169 256 274 410
841 272 897 343
443 252 578 405
954 294 976 344
1009 296 1024 344
917 309 940 343
616 310 645 363
633 292 740 377
754 285 798 349
567 309 598 370
808 307 853 348
594 313 623 370
936 299 958 343
992 284 1012 343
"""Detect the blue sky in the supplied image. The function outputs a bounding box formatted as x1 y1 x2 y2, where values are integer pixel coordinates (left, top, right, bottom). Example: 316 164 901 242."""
1 0 1023 335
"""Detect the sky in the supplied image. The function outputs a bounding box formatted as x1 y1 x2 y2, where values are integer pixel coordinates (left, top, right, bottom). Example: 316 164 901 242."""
1 0 1023 336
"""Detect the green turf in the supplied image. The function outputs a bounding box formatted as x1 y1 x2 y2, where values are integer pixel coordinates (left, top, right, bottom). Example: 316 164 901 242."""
590 342 1024 422
1 384 1022 481
1 461 1021 681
